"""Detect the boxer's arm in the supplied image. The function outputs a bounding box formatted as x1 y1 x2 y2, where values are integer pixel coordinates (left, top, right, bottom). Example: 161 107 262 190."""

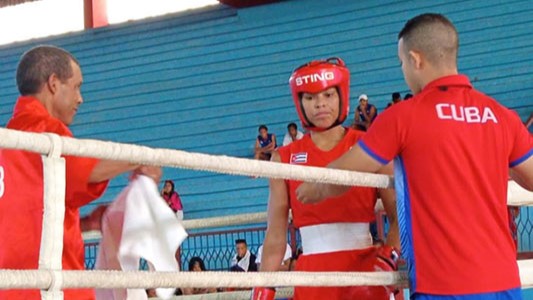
260 151 290 271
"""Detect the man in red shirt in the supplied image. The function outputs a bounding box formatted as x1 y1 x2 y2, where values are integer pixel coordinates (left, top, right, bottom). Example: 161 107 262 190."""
297 14 533 300
0 45 161 299
253 58 400 300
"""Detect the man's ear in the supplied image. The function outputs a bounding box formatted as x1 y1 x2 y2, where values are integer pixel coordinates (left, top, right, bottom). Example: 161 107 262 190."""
408 50 423 70
46 73 59 95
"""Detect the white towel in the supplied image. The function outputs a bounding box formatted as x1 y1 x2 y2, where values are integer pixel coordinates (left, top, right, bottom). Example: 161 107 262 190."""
230 250 251 272
95 175 188 300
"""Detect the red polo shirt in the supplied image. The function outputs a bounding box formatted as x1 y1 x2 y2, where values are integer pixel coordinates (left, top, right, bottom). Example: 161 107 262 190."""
360 75 533 295
0 96 109 299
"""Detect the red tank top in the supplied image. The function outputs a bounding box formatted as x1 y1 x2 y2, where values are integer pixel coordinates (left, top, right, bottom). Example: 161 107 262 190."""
278 128 377 228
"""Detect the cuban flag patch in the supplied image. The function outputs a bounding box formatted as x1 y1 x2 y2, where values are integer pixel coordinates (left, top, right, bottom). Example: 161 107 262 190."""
290 152 308 164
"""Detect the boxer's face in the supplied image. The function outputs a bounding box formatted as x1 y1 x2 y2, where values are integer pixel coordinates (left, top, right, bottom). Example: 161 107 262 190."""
301 87 340 129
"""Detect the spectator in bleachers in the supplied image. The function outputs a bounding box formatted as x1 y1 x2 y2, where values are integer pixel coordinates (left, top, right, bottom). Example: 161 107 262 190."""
404 93 413 100
256 243 292 271
352 94 377 130
282 122 304 146
386 92 402 108
181 257 217 295
161 180 184 220
254 124 277 161
229 239 258 272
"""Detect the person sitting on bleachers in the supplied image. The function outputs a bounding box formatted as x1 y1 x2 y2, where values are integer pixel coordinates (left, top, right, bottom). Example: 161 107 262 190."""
181 257 218 295
161 180 184 220
386 92 402 108
282 122 304 146
254 124 277 161
229 239 258 272
352 94 377 130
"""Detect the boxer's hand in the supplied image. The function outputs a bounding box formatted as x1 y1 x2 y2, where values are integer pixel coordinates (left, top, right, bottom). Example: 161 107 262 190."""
296 182 325 204
251 287 275 300
375 245 400 272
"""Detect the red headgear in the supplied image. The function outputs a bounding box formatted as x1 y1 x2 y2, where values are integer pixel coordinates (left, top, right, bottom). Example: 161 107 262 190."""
289 57 350 131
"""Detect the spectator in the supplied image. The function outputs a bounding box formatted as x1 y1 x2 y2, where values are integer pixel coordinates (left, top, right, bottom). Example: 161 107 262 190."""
254 124 277 161
0 45 161 300
256 243 292 271
386 92 402 108
161 180 184 220
282 122 304 146
404 93 413 100
181 257 217 295
353 94 377 130
230 239 258 272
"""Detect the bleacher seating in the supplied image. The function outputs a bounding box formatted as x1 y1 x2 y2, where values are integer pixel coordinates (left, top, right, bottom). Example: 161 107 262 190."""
0 0 531 221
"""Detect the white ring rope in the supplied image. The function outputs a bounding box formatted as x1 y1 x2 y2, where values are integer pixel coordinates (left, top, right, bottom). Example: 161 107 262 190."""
0 128 532 293
83 212 271 241
0 269 406 289
171 287 294 300
0 128 393 189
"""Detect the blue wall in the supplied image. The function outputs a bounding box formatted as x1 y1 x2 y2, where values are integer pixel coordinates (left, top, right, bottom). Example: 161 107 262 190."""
0 0 531 220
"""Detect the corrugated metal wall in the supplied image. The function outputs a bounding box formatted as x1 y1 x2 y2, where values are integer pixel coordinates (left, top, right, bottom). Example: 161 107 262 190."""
0 0 531 219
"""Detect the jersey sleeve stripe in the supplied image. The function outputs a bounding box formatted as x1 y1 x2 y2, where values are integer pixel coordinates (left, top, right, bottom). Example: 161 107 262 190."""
358 141 389 165
509 147 533 168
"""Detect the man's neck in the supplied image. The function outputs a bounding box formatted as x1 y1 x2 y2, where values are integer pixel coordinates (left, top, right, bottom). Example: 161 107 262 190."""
419 66 459 93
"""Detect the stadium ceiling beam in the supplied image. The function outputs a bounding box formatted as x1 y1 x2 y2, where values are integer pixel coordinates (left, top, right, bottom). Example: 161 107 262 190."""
0 0 40 8
218 0 280 8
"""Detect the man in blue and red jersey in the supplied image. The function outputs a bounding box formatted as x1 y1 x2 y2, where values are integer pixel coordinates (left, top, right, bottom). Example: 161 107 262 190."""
0 45 161 300
297 14 533 300
252 58 400 300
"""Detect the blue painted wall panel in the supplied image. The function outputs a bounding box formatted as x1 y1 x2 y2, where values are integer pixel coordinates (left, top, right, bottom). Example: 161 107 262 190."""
0 0 530 221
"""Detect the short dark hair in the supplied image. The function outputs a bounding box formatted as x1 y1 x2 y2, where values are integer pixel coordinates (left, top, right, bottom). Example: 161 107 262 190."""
258 125 268 132
287 122 297 130
392 92 401 100
16 45 79 95
398 13 458 67
404 93 413 100
235 239 247 245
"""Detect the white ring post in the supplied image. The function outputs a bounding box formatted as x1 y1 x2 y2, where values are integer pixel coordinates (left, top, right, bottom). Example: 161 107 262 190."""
39 133 66 300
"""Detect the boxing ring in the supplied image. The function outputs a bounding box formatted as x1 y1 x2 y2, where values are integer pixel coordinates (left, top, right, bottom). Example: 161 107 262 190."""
0 127 532 299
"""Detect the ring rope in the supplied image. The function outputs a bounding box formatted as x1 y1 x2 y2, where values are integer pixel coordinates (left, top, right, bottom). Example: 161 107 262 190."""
0 128 393 189
2 260 533 290
0 128 532 293
0 270 407 289
171 287 294 299
83 211 271 240
0 128 531 205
